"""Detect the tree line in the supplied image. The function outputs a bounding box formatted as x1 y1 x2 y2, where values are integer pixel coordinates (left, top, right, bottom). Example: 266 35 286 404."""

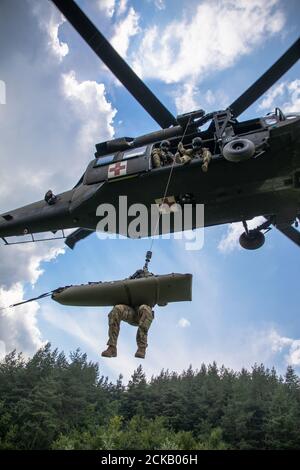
0 343 299 450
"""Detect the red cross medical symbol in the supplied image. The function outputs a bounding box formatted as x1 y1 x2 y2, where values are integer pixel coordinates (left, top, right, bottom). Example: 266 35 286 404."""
108 161 127 178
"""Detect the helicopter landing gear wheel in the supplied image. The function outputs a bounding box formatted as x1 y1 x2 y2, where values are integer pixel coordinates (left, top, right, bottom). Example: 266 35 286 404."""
239 230 265 250
223 138 255 162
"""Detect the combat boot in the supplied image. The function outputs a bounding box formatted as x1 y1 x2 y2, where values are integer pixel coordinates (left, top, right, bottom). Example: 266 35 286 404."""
135 346 146 359
101 345 117 358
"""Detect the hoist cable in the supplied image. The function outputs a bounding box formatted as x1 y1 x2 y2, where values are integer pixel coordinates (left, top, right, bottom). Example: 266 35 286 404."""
147 117 192 261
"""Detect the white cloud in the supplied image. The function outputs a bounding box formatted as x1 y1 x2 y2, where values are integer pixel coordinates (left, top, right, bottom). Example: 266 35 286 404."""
32 2 69 62
258 79 300 113
288 346 300 367
61 70 117 150
42 304 102 353
97 0 116 18
0 243 64 289
146 0 165 11
116 0 128 16
173 82 229 114
0 283 44 357
285 79 300 112
204 89 229 109
154 0 166 10
0 80 6 105
0 243 64 356
132 0 285 84
258 82 286 111
269 329 294 352
111 7 140 59
218 216 266 253
269 329 300 366
178 317 191 328
46 15 69 61
26 247 65 287
0 1 117 359
0 341 5 359
205 90 216 107
174 81 199 114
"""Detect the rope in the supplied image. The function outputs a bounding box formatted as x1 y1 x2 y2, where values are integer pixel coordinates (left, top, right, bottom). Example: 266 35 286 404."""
0 290 58 312
148 117 192 257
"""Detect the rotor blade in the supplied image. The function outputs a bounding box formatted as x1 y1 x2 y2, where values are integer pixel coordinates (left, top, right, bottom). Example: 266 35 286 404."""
229 37 300 117
275 224 300 247
51 0 177 128
65 228 94 250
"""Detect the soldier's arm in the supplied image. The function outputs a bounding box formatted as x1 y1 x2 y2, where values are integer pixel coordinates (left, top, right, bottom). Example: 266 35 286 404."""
177 142 185 153
130 268 154 279
203 148 212 160
129 269 143 279
151 149 162 168
178 142 193 156
143 268 154 277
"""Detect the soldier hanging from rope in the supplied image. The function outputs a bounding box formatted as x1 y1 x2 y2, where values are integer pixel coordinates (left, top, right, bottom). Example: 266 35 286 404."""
101 252 155 359
175 137 212 172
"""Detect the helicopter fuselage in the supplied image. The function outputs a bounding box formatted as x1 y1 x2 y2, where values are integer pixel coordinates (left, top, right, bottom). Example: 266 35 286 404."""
0 112 300 242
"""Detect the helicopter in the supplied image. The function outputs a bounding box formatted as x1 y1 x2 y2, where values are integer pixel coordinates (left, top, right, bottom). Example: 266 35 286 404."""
0 0 300 251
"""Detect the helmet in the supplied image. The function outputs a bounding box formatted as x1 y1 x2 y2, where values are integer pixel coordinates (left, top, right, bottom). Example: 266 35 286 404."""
44 189 57 205
160 140 170 149
192 137 203 149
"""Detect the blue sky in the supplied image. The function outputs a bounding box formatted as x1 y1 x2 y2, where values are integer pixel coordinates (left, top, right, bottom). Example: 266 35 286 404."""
0 0 300 382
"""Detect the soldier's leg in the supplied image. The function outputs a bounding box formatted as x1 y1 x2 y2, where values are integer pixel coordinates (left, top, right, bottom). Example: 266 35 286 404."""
180 154 192 165
102 304 135 357
135 305 153 358
107 304 138 346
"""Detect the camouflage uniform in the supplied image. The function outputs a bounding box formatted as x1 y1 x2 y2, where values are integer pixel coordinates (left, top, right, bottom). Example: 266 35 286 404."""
107 304 153 350
130 267 153 279
102 267 154 359
175 142 212 172
151 148 174 168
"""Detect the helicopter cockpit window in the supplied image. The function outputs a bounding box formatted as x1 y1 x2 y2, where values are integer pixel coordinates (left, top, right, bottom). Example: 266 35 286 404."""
264 115 278 126
264 108 286 127
122 146 147 160
94 154 115 167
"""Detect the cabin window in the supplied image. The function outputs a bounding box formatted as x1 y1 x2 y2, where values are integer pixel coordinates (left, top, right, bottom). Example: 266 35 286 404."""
264 115 278 126
94 154 115 167
122 146 147 160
